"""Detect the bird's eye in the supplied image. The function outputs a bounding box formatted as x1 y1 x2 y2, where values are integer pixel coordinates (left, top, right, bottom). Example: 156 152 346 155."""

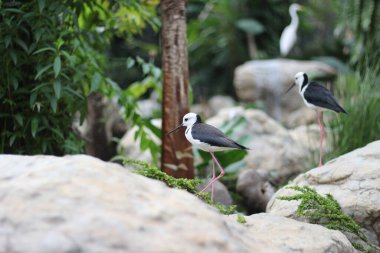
185 118 188 121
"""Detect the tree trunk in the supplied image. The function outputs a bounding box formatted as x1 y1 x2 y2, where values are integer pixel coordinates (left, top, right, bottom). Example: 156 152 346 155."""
161 0 194 178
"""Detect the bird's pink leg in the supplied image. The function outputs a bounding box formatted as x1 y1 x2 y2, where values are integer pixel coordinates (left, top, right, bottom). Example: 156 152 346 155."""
211 160 215 200
200 152 225 195
317 111 324 167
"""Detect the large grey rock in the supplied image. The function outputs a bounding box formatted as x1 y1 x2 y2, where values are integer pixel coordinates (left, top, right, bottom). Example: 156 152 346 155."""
267 141 380 246
0 155 356 253
227 213 356 253
207 107 321 184
233 59 336 120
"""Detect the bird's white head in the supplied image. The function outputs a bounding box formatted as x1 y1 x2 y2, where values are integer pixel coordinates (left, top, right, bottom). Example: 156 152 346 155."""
294 72 308 88
167 112 201 135
284 72 309 94
290 3 302 13
182 112 201 127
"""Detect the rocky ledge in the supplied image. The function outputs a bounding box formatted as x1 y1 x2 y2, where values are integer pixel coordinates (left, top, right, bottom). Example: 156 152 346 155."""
0 154 358 253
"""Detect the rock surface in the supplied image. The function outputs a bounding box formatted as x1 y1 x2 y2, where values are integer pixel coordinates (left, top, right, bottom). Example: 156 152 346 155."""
236 169 275 213
227 213 356 253
267 141 380 246
233 59 336 120
0 155 357 253
207 107 320 184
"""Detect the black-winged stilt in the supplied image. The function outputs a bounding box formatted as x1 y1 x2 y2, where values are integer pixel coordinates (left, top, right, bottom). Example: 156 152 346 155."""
167 112 248 199
286 72 347 166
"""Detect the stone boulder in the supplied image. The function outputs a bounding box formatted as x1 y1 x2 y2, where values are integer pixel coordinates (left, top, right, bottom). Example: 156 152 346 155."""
227 213 356 253
267 141 380 246
236 169 275 213
0 155 356 253
207 107 321 184
233 59 336 120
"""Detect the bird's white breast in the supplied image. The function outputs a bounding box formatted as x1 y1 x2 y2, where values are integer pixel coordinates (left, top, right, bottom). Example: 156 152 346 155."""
185 126 235 152
300 84 326 111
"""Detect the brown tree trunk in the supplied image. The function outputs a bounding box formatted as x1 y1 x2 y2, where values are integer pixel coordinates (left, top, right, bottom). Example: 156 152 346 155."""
160 0 194 178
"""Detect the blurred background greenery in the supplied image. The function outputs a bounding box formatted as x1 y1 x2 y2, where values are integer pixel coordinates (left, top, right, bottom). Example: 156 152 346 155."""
0 0 379 167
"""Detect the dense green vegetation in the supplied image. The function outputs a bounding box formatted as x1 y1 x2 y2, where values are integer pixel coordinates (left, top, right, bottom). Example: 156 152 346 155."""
0 0 159 154
279 185 379 252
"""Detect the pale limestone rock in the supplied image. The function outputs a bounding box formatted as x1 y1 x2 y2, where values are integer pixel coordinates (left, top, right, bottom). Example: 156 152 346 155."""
284 107 317 128
267 141 380 245
208 95 235 116
207 107 319 184
233 59 336 120
0 155 357 253
226 213 356 253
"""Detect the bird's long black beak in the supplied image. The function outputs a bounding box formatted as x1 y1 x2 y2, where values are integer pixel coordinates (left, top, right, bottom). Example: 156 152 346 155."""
284 82 296 95
166 123 183 135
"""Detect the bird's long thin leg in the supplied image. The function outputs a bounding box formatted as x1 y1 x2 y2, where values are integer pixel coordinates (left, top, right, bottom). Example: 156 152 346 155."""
211 160 215 200
317 111 324 167
200 152 225 194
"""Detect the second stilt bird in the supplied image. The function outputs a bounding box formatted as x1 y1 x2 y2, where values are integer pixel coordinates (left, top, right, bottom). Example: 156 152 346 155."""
167 113 248 200
286 72 347 166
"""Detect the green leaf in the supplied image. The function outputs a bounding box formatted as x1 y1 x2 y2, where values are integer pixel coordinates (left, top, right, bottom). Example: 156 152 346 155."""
32 47 55 55
4 8 24 14
235 19 264 34
14 38 29 53
30 92 37 107
50 97 57 112
9 51 17 65
126 58 135 69
53 56 61 78
4 36 11 48
142 63 150 75
35 64 52 80
31 118 38 138
15 114 23 126
53 79 61 99
90 72 102 92
9 135 16 147
11 76 18 89
37 0 46 13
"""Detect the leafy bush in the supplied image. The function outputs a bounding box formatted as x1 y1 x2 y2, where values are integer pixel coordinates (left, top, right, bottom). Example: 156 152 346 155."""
0 0 159 155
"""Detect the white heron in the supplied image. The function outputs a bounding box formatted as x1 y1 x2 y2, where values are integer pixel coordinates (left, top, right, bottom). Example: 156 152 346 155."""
280 3 303 56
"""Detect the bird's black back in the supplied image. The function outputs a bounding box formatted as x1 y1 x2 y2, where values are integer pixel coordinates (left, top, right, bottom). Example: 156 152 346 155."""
304 82 347 113
191 123 248 150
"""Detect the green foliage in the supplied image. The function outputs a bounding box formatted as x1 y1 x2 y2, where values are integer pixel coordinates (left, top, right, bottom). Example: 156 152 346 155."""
326 57 380 160
0 0 159 154
237 214 247 224
278 185 378 252
115 157 237 215
107 57 162 165
334 0 380 65
187 0 289 97
0 1 94 154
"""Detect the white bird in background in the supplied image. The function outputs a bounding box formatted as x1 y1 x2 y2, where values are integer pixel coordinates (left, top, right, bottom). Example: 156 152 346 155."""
280 3 303 56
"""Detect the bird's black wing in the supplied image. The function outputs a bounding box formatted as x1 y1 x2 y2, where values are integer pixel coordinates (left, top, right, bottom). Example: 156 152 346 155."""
304 82 347 113
191 123 248 150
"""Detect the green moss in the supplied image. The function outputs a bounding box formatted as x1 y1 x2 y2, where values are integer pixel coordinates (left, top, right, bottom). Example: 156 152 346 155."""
117 157 237 215
237 214 247 224
278 185 379 252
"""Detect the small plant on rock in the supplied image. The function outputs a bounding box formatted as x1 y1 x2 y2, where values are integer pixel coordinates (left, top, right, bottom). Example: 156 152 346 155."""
278 185 379 252
114 157 236 215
